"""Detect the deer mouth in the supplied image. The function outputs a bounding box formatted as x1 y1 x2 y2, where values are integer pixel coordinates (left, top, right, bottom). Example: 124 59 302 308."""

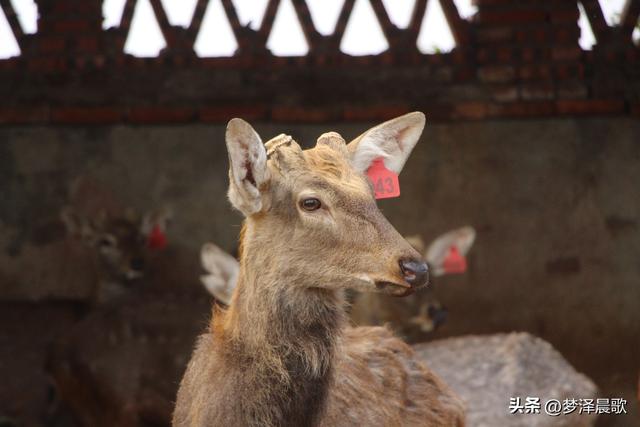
374 280 414 297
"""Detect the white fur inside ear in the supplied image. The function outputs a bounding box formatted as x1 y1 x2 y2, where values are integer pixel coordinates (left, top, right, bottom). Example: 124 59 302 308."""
226 118 270 216
425 226 476 276
200 243 239 304
349 112 426 174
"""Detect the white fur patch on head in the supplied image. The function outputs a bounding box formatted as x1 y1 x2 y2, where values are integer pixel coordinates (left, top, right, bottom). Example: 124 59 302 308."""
226 118 270 216
348 112 426 174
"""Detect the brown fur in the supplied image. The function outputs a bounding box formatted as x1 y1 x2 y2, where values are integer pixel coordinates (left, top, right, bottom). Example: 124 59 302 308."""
174 118 465 426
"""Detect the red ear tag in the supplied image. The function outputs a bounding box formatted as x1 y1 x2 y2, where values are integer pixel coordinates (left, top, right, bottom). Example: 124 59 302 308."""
366 158 400 199
443 246 467 274
147 224 167 250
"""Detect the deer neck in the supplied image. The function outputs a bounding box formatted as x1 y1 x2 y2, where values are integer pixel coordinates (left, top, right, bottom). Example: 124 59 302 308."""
218 231 346 426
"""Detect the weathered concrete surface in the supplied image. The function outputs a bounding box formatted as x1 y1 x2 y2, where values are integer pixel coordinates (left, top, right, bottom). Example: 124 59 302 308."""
414 333 598 427
0 118 639 425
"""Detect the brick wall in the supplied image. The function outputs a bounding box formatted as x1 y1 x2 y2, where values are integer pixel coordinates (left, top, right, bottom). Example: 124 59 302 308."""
0 0 638 124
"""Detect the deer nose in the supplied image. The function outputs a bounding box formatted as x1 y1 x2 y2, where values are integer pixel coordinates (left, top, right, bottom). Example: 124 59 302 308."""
399 259 429 288
130 257 145 272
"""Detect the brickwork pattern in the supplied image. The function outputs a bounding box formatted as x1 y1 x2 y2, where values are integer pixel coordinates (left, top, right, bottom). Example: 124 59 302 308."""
0 0 638 123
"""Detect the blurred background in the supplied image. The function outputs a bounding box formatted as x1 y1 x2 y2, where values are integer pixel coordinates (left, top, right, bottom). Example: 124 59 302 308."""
0 0 639 426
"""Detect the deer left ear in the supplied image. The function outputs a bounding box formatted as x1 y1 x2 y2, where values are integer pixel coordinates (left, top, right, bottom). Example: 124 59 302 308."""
347 112 426 174
226 118 270 216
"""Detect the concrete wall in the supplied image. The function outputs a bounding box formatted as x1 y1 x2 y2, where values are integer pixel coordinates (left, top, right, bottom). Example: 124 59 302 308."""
1 117 639 423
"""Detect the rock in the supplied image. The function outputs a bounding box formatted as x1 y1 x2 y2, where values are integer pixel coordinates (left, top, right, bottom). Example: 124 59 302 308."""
414 333 598 427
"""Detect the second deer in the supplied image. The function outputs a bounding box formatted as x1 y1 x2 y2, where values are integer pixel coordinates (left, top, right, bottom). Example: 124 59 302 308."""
174 113 465 426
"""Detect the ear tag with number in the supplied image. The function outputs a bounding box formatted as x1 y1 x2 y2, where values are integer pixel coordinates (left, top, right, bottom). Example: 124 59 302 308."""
443 246 467 274
366 158 400 199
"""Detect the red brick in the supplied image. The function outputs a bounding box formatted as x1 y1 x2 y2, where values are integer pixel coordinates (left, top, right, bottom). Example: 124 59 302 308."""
27 58 67 73
476 10 547 25
557 81 588 99
520 83 555 101
0 58 20 71
52 107 121 124
496 47 514 63
488 101 555 118
53 20 92 33
39 36 66 53
491 85 518 103
553 26 579 44
556 100 625 115
478 65 515 83
52 1 100 14
199 106 267 122
554 63 584 80
0 107 49 124
551 46 582 62
76 37 99 53
549 8 579 24
344 105 410 121
452 102 488 120
454 67 475 82
272 107 337 122
128 107 194 123
519 64 551 80
477 27 513 44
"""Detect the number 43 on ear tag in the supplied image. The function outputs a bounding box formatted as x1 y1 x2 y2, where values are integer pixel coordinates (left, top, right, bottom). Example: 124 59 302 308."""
366 158 400 199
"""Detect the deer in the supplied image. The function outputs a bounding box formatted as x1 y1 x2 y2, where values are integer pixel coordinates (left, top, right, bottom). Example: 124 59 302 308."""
200 227 475 334
173 112 466 426
48 207 211 427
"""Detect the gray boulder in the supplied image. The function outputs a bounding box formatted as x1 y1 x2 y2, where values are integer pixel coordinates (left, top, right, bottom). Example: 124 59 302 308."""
414 333 598 427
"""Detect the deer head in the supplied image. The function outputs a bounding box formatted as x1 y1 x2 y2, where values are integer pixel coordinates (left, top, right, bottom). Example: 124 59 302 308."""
225 112 428 297
61 207 172 282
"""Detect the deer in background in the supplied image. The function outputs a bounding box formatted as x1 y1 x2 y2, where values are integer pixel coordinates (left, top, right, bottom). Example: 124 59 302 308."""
174 113 465 426
49 207 211 427
200 227 475 333
351 226 476 333
60 207 172 305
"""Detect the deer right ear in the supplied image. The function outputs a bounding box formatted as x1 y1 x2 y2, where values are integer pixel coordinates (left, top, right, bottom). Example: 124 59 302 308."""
226 118 270 216
347 112 425 174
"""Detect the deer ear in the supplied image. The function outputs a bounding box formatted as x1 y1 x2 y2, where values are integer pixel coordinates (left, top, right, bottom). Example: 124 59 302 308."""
226 118 270 216
200 243 239 305
60 207 97 244
347 112 425 174
425 226 476 277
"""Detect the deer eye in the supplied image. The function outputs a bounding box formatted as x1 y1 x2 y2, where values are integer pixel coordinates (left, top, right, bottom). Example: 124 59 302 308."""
300 198 321 212
98 235 116 248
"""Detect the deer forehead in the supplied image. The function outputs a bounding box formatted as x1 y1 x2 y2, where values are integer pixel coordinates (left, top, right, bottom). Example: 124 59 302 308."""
265 133 371 200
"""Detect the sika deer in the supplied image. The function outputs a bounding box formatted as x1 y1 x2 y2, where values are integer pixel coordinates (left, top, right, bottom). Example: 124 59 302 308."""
174 113 465 426
49 208 211 427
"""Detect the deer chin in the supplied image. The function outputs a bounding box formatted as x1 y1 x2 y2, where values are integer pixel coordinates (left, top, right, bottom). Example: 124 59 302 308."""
355 274 414 297
374 280 415 297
